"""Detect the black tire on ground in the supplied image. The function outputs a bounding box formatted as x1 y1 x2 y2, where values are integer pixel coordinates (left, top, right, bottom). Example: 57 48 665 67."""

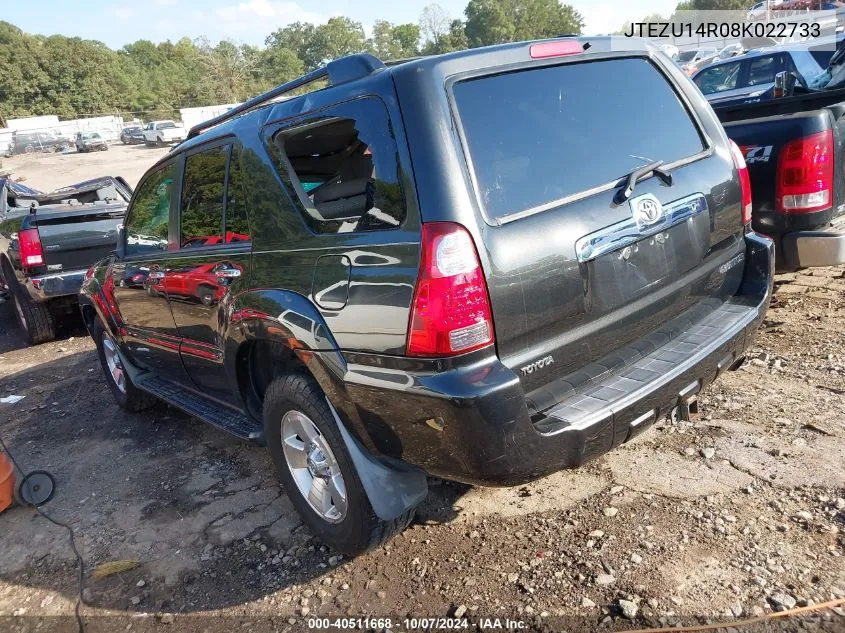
11 292 56 345
263 374 414 555
92 319 157 412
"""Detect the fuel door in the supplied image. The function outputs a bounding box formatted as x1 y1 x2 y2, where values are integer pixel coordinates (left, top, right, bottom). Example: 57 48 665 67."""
311 255 351 310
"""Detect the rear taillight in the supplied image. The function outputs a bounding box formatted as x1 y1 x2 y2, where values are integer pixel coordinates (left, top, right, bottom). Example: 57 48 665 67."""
729 140 753 225
407 223 494 357
776 129 833 214
18 228 45 267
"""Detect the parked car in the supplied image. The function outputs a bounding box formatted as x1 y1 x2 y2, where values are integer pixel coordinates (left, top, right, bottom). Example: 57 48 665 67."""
121 126 144 144
692 46 824 104
5 131 70 157
748 0 784 20
142 120 186 147
676 47 718 75
76 131 108 153
772 0 837 11
78 41 774 554
0 176 131 344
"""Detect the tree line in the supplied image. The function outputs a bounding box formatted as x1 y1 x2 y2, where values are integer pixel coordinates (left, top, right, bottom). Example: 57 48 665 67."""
0 0 584 122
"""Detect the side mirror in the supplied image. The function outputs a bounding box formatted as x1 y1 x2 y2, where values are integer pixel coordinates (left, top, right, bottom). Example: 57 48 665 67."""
773 70 797 98
115 225 125 259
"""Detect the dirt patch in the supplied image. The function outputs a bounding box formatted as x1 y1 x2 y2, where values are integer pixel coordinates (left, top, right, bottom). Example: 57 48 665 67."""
3 143 169 190
0 271 844 630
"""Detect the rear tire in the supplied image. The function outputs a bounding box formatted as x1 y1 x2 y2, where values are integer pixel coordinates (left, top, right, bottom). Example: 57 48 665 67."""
263 374 413 555
92 320 156 412
12 292 56 345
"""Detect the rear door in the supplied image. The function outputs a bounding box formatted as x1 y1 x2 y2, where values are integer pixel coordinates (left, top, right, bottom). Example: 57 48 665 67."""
164 141 251 405
449 55 747 393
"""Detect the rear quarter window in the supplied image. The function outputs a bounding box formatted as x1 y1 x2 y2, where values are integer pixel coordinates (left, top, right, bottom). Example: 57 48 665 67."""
453 57 706 220
268 97 406 235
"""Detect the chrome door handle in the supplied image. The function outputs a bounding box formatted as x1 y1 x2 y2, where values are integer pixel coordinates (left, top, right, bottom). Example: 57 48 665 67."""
215 268 242 279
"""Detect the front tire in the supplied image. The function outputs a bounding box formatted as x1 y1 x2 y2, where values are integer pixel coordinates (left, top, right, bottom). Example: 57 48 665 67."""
263 374 413 555
12 292 55 345
93 320 156 412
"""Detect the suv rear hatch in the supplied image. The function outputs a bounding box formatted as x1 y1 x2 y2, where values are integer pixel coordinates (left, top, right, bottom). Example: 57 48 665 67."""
449 53 748 403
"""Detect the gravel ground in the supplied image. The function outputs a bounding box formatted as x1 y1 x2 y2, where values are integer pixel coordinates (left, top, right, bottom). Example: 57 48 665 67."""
2 142 169 190
0 149 843 632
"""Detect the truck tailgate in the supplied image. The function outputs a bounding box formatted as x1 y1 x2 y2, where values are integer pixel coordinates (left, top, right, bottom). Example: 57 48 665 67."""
35 204 125 271
721 109 833 231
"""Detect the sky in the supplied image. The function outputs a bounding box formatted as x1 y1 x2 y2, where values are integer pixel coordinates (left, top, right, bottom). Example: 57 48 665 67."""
4 0 679 49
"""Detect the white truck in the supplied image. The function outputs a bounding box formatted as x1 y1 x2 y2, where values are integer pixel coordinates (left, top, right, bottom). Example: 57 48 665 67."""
142 120 186 147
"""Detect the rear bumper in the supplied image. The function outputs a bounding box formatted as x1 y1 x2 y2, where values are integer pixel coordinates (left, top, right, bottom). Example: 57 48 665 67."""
24 269 86 302
340 233 774 486
780 214 845 270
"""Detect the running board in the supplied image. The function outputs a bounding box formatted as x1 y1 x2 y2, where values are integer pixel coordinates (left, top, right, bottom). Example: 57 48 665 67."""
135 374 264 443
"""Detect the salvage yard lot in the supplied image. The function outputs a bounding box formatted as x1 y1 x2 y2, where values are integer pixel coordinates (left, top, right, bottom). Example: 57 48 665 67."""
2 143 171 191
0 147 844 630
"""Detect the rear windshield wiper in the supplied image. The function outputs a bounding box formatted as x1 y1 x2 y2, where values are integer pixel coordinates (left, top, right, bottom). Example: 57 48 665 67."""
614 160 674 205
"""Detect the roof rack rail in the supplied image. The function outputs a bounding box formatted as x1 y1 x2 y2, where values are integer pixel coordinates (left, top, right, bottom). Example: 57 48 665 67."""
187 53 386 140
384 56 424 67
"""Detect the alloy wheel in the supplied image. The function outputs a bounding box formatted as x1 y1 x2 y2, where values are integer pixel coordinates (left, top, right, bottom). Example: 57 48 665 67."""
281 410 347 523
102 333 127 394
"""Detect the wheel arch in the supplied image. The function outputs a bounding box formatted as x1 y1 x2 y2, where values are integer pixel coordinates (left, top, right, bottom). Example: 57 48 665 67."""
229 288 350 422
229 288 428 521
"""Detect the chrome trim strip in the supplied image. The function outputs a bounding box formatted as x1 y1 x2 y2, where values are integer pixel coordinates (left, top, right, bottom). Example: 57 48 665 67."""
574 193 708 264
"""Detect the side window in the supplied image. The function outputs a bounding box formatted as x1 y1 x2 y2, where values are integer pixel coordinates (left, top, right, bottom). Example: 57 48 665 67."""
270 97 406 234
746 55 789 87
225 145 251 243
124 163 177 256
180 146 227 248
694 61 741 94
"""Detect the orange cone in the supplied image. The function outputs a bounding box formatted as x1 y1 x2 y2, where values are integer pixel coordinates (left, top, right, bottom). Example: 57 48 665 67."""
0 451 15 513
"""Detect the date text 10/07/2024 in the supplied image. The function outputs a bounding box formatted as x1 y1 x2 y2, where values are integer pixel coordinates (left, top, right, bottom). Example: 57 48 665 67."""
306 618 528 630
623 21 821 40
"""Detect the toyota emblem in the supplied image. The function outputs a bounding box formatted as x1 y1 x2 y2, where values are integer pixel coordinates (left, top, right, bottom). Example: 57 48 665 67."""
630 194 665 229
